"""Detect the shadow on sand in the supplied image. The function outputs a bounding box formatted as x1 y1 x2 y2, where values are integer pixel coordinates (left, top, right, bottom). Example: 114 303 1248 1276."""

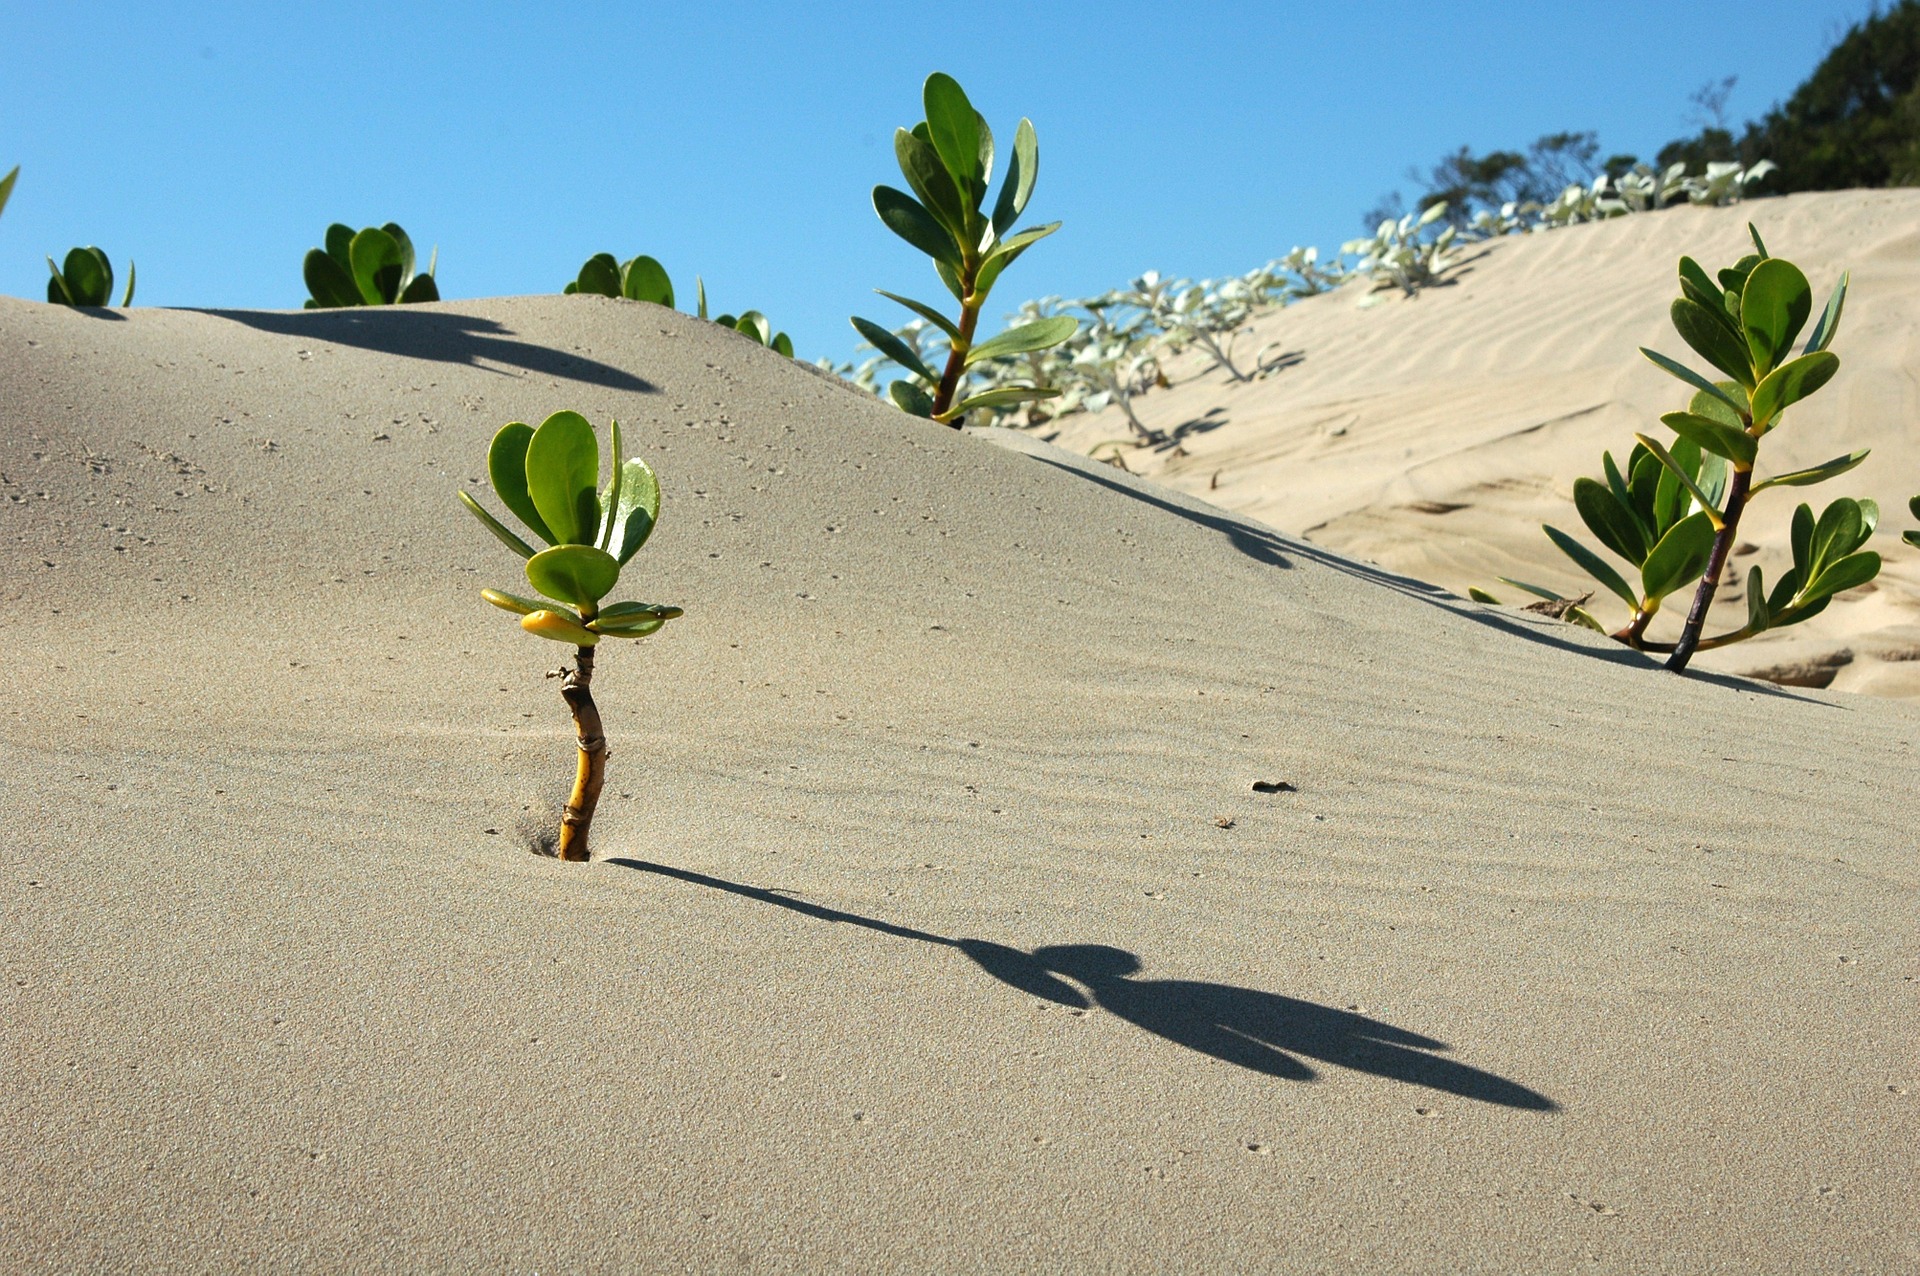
607 858 1557 1111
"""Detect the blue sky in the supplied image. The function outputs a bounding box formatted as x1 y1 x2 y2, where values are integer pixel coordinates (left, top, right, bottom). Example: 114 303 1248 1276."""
0 1 1879 364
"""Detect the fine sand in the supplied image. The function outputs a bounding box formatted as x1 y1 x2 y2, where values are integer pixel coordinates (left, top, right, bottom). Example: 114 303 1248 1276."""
1051 189 1920 698
2 291 1915 1272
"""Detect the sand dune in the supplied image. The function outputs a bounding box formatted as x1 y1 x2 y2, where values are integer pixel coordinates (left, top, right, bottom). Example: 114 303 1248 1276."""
3 293 1915 1271
1051 189 1920 698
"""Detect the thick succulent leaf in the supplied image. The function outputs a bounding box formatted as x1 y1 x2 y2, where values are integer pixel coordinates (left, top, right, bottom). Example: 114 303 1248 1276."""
1661 410 1755 467
120 260 135 307
1750 351 1840 429
382 223 417 279
990 118 1038 237
1905 530 1920 549
1748 223 1769 257
324 222 354 269
964 315 1079 367
589 616 666 638
894 127 968 234
1636 433 1724 528
851 316 937 382
938 386 1062 420
459 491 539 559
889 379 934 417
771 332 794 358
1543 525 1640 610
1805 550 1881 602
1573 476 1647 564
486 422 555 544
1769 563 1804 613
62 247 113 306
525 544 621 606
480 588 566 618
1909 494 1920 522
922 72 983 191
0 165 16 219
594 601 682 626
621 255 673 306
349 226 404 304
1740 258 1812 376
1641 347 1749 419
1602 451 1634 519
1771 595 1833 630
611 457 661 565
1672 298 1755 386
873 185 960 268
1791 502 1816 575
522 610 600 645
1627 447 1662 534
1745 565 1769 634
398 273 439 304
874 290 961 341
575 253 621 297
1677 256 1734 326
304 248 361 308
1809 498 1868 577
525 411 601 545
1467 586 1501 604
597 419 624 551
1718 253 1762 295
45 259 75 305
1640 511 1716 602
1689 385 1746 431
1750 449 1869 493
734 311 772 345
1803 273 1848 355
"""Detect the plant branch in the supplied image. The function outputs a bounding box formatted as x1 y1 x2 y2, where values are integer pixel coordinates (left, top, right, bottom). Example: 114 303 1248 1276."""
555 644 606 862
1665 467 1753 673
931 270 981 425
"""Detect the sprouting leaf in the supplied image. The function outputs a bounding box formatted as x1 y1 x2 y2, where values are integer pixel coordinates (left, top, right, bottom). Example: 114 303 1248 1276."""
1671 298 1755 386
120 260 135 307
1467 586 1502 604
874 290 962 341
771 332 794 358
974 221 1062 298
938 386 1062 419
894 128 969 235
852 316 937 382
1678 257 1732 324
1543 525 1640 609
991 118 1038 237
1749 351 1839 430
398 273 439 304
303 249 361 309
480 588 562 618
598 418 624 551
1602 451 1635 522
525 544 621 607
923 72 984 192
324 223 354 269
1572 477 1647 564
1739 257 1812 376
0 165 17 219
873 186 960 268
487 422 555 545
348 226 404 304
382 223 417 280
1640 511 1716 602
459 491 539 559
524 410 601 545
522 610 600 645
622 255 673 306
575 253 622 297
1717 253 1762 295
963 315 1079 367
1636 433 1725 527
610 457 661 565
1809 498 1868 578
1744 565 1769 634
1661 410 1755 467
1802 272 1848 354
890 379 934 417
1748 223 1769 257
1641 347 1749 420
56 247 113 306
1805 550 1881 602
594 601 683 627
1750 449 1869 493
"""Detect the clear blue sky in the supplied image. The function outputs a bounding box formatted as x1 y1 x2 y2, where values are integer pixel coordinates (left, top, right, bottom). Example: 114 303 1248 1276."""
0 0 1878 364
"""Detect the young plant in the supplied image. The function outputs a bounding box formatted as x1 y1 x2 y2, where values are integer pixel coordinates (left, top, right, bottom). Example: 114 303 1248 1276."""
1342 201 1458 298
851 72 1078 426
304 223 439 308
697 280 794 356
47 246 134 307
565 252 674 305
458 411 683 861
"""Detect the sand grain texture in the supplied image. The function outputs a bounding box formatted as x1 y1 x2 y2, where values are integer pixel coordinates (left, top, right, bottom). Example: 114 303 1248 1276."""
2 293 1915 1272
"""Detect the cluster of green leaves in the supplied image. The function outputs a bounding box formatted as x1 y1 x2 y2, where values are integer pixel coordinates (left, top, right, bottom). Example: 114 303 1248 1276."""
697 277 793 356
565 252 673 306
304 223 439 308
852 72 1077 425
459 411 681 645
47 246 134 307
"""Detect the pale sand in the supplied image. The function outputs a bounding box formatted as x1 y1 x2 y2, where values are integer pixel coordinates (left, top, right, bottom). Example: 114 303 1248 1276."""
2 292 1914 1272
1051 189 1920 698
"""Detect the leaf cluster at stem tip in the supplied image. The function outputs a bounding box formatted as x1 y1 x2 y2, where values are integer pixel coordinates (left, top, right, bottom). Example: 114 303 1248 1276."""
46 245 134 307
458 411 683 645
565 254 796 357
852 72 1079 426
303 222 440 308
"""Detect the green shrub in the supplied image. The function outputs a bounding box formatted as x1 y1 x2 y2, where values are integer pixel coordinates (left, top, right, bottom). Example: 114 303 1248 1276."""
47 246 134 307
459 410 683 861
565 253 673 305
303 222 439 308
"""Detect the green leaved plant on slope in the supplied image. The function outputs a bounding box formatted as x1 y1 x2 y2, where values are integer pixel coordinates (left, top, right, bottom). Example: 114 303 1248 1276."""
47 244 134 307
566 252 675 305
304 222 440 308
1509 226 1875 673
459 410 683 861
852 72 1078 426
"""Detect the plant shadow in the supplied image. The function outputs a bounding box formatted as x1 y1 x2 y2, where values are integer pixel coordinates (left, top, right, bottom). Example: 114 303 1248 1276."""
606 857 1558 1111
201 306 655 392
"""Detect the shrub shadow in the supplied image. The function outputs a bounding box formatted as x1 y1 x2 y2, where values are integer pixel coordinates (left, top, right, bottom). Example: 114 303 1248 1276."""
201 307 655 392
607 858 1557 1111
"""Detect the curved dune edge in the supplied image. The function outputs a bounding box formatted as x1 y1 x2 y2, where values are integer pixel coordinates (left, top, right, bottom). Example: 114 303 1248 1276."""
1049 189 1920 701
2 293 1914 1271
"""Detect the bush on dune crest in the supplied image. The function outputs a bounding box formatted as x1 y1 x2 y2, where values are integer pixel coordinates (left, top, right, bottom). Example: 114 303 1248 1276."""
303 222 439 308
565 252 796 356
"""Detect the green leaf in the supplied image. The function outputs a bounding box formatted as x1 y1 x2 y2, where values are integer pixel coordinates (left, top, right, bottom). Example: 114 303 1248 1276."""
594 601 682 628
459 491 539 559
524 410 601 545
1661 410 1755 466
324 223 354 270
1750 449 1869 493
1717 254 1762 295
1750 351 1839 429
1905 530 1920 549
1640 511 1716 602
696 275 708 320
1748 223 1769 257
974 221 1062 299
45 260 72 305
1803 273 1848 354
1602 451 1634 519
575 253 621 297
851 316 937 382
522 610 600 645
771 332 794 358
938 386 1062 419
1467 586 1502 604
120 260 135 307
1671 298 1756 386
621 255 673 306
1564 607 1607 634
59 247 112 306
889 379 934 417
734 311 771 345
1572 477 1647 564
1677 257 1734 325
1494 576 1568 603
923 72 984 192
525 544 621 606
894 128 968 235
1689 385 1746 431
589 617 667 639
480 588 565 619
1641 347 1748 420
1745 565 1769 634
991 118 1038 237
873 185 960 268
348 226 403 304
935 259 965 303
1739 258 1812 376
0 165 17 220
486 422 556 545
597 418 624 551
874 290 962 341
963 315 1079 367
1809 498 1869 578
1909 494 1920 522
382 223 417 280
1627 446 1662 534
1637 433 1724 529
612 457 661 564
398 273 439 304
303 249 361 308
1805 550 1881 602
1543 525 1640 610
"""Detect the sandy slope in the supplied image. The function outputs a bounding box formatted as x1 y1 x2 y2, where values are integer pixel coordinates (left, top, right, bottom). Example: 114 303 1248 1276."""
1050 189 1920 698
2 294 1915 1272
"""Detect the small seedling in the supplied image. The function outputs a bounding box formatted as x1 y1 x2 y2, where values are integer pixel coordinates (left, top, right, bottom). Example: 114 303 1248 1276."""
852 72 1077 426
459 411 683 861
304 222 439 308
565 252 673 305
47 246 134 307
